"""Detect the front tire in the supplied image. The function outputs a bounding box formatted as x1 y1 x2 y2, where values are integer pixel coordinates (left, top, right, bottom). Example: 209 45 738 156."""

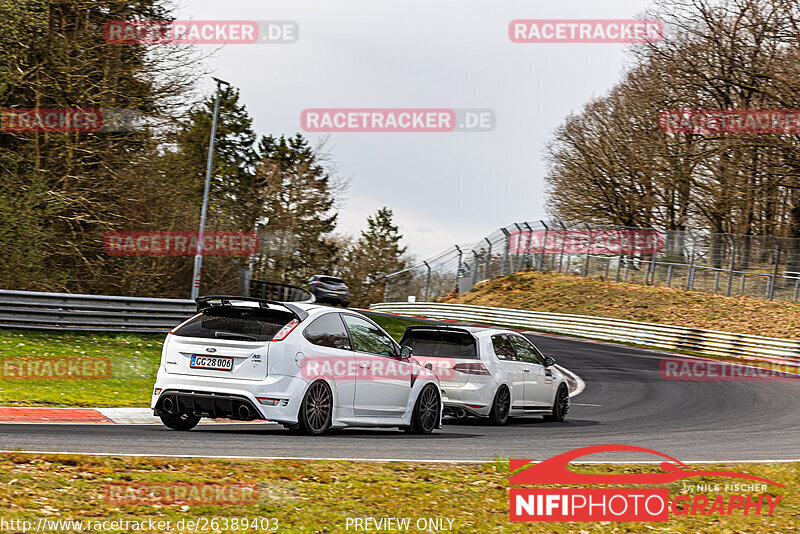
488 386 511 425
160 412 200 431
406 384 440 434
544 384 569 422
299 381 332 435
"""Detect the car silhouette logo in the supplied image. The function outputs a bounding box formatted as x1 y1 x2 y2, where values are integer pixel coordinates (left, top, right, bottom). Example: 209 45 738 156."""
510 444 785 488
206 348 217 353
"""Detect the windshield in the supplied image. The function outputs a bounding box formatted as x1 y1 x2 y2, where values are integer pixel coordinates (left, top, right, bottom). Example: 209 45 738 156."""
400 330 478 359
173 307 294 341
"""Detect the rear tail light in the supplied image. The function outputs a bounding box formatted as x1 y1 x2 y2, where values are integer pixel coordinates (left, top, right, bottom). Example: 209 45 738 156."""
453 363 490 375
271 319 299 342
154 388 162 396
256 397 280 406
341 285 349 289
310 281 322 285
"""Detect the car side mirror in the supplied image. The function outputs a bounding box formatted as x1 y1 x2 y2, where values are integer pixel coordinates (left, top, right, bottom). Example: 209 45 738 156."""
400 345 413 359
543 356 556 367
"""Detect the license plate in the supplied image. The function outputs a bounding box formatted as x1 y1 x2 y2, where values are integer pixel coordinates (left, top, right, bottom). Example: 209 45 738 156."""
190 355 234 371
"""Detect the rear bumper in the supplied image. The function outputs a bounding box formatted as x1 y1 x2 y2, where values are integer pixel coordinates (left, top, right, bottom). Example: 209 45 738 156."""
440 381 495 416
154 390 264 420
151 372 306 424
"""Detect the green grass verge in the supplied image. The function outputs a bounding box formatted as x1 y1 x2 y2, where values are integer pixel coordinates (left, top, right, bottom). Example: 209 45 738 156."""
0 314 430 408
0 454 796 533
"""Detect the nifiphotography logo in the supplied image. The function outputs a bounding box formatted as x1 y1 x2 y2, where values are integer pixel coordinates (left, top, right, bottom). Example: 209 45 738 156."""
510 444 784 522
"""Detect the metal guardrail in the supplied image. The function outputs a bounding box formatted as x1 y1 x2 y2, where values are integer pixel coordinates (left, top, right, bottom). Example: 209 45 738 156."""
370 302 800 362
0 290 195 333
0 283 315 333
249 280 314 303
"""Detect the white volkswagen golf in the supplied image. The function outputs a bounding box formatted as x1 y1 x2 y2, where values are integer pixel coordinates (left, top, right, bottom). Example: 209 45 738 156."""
399 325 570 425
151 296 442 435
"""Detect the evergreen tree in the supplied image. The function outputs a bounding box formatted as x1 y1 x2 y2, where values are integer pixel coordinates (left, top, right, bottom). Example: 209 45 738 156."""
343 208 408 306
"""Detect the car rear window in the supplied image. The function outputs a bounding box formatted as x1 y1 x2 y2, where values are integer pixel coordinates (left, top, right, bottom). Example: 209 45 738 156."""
173 307 295 341
319 276 344 284
400 330 478 359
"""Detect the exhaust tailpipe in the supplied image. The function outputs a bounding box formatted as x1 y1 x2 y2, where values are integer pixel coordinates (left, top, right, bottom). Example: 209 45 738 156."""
237 404 252 420
455 408 467 419
161 397 175 413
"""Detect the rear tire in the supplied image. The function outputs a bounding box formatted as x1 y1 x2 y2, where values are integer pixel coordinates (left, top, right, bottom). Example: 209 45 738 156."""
405 384 440 434
299 381 332 435
488 386 511 425
160 412 200 431
544 384 569 422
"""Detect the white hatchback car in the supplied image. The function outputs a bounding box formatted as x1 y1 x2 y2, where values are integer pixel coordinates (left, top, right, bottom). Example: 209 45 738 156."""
152 296 442 435
399 326 570 425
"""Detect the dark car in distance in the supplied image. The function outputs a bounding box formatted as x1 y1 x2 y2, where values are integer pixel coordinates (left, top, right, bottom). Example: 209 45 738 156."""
305 275 349 307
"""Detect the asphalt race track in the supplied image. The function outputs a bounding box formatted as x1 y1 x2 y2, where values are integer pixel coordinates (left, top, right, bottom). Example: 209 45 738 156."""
1 333 799 462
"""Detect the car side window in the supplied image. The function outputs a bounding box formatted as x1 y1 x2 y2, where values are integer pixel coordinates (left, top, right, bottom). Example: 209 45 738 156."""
509 335 544 365
341 315 397 357
303 313 351 350
491 334 516 361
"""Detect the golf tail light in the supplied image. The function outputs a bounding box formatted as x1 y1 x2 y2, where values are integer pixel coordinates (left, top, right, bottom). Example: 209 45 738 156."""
453 363 490 375
271 319 299 341
256 397 280 406
154 388 162 396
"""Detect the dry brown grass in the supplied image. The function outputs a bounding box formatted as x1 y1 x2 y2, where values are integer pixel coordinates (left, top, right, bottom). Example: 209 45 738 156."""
444 271 800 340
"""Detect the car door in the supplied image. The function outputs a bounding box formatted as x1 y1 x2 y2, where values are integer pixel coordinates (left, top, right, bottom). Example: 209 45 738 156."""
509 334 554 407
341 314 412 418
490 334 527 407
300 312 357 418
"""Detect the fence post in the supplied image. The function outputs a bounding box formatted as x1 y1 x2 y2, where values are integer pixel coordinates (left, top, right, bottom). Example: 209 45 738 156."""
726 234 736 297
484 238 492 279
687 230 697 290
616 226 624 282
513 223 524 272
769 236 781 301
472 251 480 284
383 275 390 302
558 220 568 273
454 245 463 294
523 222 534 269
649 227 659 285
584 223 592 277
239 267 251 297
423 261 432 301
539 221 549 270
501 228 510 276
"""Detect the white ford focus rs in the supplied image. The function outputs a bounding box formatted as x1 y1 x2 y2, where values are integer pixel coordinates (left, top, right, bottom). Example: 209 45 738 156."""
399 325 570 425
151 296 442 435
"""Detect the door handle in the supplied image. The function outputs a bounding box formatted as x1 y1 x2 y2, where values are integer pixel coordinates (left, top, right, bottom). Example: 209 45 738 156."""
359 362 370 368
523 369 531 373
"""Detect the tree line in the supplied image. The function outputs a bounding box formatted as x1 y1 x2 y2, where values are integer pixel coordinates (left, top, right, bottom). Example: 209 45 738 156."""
0 0 409 306
545 0 800 266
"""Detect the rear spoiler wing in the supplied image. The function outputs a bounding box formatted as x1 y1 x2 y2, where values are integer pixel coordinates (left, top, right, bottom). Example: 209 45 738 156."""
195 295 309 321
402 325 474 336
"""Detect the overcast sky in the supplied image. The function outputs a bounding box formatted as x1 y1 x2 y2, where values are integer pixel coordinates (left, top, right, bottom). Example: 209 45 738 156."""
175 0 655 258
